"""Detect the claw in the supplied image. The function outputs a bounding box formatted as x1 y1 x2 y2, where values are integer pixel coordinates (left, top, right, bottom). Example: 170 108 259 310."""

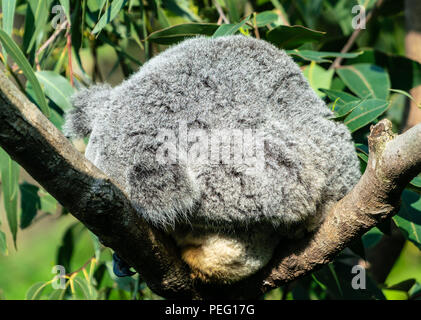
112 253 136 277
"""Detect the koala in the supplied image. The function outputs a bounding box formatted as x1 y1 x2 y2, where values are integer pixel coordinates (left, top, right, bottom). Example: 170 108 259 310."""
63 35 361 283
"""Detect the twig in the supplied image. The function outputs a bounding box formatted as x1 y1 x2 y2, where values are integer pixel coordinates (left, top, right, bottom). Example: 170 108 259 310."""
67 255 95 276
35 20 68 71
330 0 384 70
214 0 229 24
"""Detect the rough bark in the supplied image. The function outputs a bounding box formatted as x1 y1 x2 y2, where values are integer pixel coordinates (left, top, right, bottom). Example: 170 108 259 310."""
0 65 421 299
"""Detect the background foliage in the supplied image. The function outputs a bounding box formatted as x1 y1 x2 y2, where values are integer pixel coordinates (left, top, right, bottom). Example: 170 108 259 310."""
0 0 421 300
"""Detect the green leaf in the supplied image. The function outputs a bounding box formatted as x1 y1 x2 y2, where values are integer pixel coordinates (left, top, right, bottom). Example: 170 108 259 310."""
19 182 41 229
0 29 50 117
147 23 219 44
389 89 421 108
90 232 102 261
337 64 391 100
1 0 17 59
344 99 389 133
58 0 71 23
351 49 421 93
212 16 250 38
287 50 363 63
92 0 128 34
73 277 97 300
57 224 76 271
49 109 65 131
302 62 334 97
321 88 360 105
0 148 19 249
36 71 75 112
48 288 67 300
39 190 58 213
226 0 240 23
26 282 49 300
26 0 51 54
0 230 7 255
163 0 201 22
333 100 364 118
266 25 325 50
393 190 421 250
386 279 416 292
410 174 421 189
255 11 278 27
362 227 383 249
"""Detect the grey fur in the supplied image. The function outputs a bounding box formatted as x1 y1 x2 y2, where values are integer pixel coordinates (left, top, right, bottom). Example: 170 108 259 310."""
64 35 361 235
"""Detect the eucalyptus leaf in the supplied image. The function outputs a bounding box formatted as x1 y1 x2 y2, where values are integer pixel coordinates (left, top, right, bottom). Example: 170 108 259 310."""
147 23 219 44
350 49 421 93
255 11 278 27
0 230 7 255
321 88 360 105
302 62 334 97
344 99 389 132
337 64 390 100
0 148 19 249
92 0 128 34
19 182 40 229
213 16 250 38
393 190 421 250
36 71 75 112
287 50 363 63
266 25 325 50
0 29 50 117
26 282 49 300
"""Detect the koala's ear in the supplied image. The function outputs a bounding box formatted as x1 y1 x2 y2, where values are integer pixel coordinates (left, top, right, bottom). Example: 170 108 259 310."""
63 84 112 138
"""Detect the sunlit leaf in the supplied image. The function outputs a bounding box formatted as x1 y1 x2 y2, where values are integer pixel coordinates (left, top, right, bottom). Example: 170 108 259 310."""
213 16 250 38
0 148 19 249
302 62 334 97
92 0 128 34
73 277 98 300
26 0 51 54
0 230 7 255
26 282 49 300
36 71 75 112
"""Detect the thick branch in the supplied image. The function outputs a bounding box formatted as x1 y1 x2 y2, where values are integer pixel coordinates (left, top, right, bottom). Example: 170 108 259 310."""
194 120 421 298
1 63 421 299
0 66 197 299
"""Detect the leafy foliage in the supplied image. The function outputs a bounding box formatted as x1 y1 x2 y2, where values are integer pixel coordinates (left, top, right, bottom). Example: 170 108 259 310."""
0 0 420 300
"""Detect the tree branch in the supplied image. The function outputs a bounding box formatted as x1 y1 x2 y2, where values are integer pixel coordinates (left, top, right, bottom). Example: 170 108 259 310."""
0 64 420 299
0 65 197 299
